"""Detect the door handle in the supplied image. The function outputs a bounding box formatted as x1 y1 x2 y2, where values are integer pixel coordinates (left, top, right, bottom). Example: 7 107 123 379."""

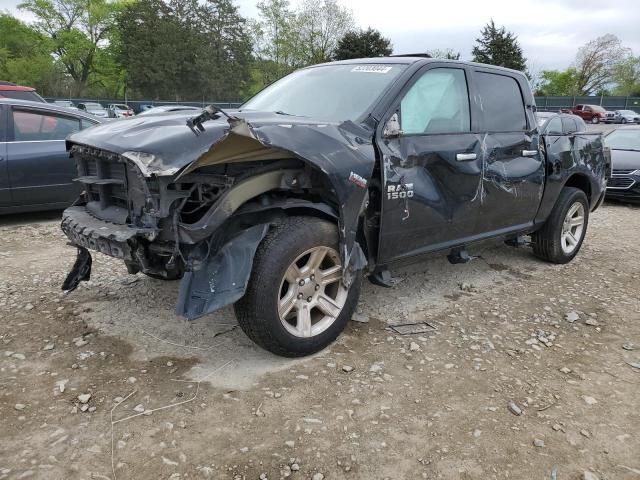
456 153 477 161
522 150 538 157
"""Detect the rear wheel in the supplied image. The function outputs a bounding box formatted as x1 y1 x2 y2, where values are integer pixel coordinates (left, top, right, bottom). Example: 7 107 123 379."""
235 216 361 357
532 187 589 264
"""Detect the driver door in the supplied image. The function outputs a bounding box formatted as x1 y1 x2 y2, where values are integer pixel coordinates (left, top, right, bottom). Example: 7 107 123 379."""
376 64 484 263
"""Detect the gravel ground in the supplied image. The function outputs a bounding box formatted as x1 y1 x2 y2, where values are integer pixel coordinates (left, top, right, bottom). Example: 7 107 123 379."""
1 201 640 480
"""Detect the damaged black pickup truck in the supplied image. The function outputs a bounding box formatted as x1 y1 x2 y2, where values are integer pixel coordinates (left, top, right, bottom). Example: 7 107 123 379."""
61 57 609 357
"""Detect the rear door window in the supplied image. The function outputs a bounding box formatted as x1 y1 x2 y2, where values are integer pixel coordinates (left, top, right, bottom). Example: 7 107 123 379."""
475 72 527 131
400 67 471 134
561 117 578 134
545 117 563 135
12 109 81 141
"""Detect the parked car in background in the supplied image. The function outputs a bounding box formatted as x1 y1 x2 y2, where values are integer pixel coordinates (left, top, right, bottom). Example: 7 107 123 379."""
77 102 108 118
537 111 588 134
0 99 102 214
136 105 201 116
107 103 134 118
604 126 640 202
52 100 78 110
604 110 640 124
565 104 608 124
61 57 609 357
0 82 46 103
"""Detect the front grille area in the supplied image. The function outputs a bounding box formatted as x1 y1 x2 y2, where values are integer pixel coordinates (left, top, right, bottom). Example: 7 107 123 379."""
72 146 135 223
607 176 635 189
612 168 636 175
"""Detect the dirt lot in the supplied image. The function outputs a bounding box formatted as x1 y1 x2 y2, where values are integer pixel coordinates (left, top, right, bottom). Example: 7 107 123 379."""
1 201 640 480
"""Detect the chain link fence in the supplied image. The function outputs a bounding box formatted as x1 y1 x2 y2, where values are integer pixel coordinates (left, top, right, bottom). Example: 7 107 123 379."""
44 98 243 114
535 96 640 113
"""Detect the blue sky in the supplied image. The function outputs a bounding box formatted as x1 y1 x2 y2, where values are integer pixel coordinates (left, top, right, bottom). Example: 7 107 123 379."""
2 0 639 72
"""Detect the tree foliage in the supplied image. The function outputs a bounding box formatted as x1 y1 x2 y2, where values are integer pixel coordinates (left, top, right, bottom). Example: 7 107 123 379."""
333 28 392 60
536 68 580 96
573 34 632 95
611 56 640 96
250 0 354 91
472 19 526 71
426 48 461 60
0 13 62 93
19 0 124 95
117 0 251 101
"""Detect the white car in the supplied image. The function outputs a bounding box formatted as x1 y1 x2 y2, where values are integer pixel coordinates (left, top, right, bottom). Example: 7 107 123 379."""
107 104 134 118
77 102 108 118
605 110 640 124
52 100 78 111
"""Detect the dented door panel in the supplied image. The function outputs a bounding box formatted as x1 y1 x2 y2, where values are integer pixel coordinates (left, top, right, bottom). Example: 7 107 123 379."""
479 132 545 232
378 133 484 262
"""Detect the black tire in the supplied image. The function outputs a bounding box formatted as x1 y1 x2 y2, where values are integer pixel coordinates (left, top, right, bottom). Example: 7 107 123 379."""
621 118 627 124
532 187 589 264
591 116 599 124
234 216 362 357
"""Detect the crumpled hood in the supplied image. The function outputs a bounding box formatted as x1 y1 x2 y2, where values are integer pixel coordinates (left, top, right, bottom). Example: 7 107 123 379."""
67 110 372 177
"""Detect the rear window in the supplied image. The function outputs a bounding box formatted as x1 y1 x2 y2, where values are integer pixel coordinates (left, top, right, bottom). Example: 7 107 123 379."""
561 117 578 134
12 109 81 141
1 90 45 102
475 72 527 131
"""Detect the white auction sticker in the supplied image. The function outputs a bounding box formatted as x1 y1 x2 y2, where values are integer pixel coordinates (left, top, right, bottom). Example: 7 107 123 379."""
351 65 392 74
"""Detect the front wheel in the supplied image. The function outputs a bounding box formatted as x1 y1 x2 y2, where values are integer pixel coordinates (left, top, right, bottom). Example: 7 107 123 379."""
591 116 600 124
235 216 362 357
532 187 589 264
621 118 627 124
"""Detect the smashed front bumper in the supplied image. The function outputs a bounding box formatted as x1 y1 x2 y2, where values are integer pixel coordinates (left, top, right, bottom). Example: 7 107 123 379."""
61 205 158 261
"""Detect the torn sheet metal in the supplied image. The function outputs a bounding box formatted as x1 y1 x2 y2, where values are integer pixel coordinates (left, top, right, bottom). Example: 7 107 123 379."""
67 111 376 266
175 224 269 320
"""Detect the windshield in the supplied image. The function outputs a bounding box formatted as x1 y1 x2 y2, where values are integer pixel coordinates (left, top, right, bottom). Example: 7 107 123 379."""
605 129 640 151
242 63 407 123
114 105 128 110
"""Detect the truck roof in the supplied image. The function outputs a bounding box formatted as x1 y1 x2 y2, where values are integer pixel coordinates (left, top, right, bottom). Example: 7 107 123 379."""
310 56 529 79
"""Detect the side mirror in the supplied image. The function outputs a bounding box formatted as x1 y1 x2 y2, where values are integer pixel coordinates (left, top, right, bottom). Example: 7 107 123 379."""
383 112 402 138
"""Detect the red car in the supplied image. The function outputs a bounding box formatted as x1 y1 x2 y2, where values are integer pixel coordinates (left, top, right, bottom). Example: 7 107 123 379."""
0 82 46 103
567 104 607 124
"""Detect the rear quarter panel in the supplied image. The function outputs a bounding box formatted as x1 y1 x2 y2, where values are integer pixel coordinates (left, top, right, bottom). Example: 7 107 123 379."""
535 132 608 223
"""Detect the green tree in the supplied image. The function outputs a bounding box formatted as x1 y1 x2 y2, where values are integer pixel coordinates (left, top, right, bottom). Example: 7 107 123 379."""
117 0 251 100
0 14 61 93
252 0 302 86
19 0 125 95
472 19 526 71
333 28 392 60
536 68 580 96
573 34 632 95
611 56 640 96
296 0 354 64
426 48 461 60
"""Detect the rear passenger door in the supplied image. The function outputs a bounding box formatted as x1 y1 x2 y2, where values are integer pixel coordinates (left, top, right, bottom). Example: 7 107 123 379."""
473 69 544 232
7 106 84 207
0 104 11 207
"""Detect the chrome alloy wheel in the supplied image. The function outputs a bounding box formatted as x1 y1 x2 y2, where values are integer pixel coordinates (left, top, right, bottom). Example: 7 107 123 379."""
278 246 348 338
561 202 585 255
